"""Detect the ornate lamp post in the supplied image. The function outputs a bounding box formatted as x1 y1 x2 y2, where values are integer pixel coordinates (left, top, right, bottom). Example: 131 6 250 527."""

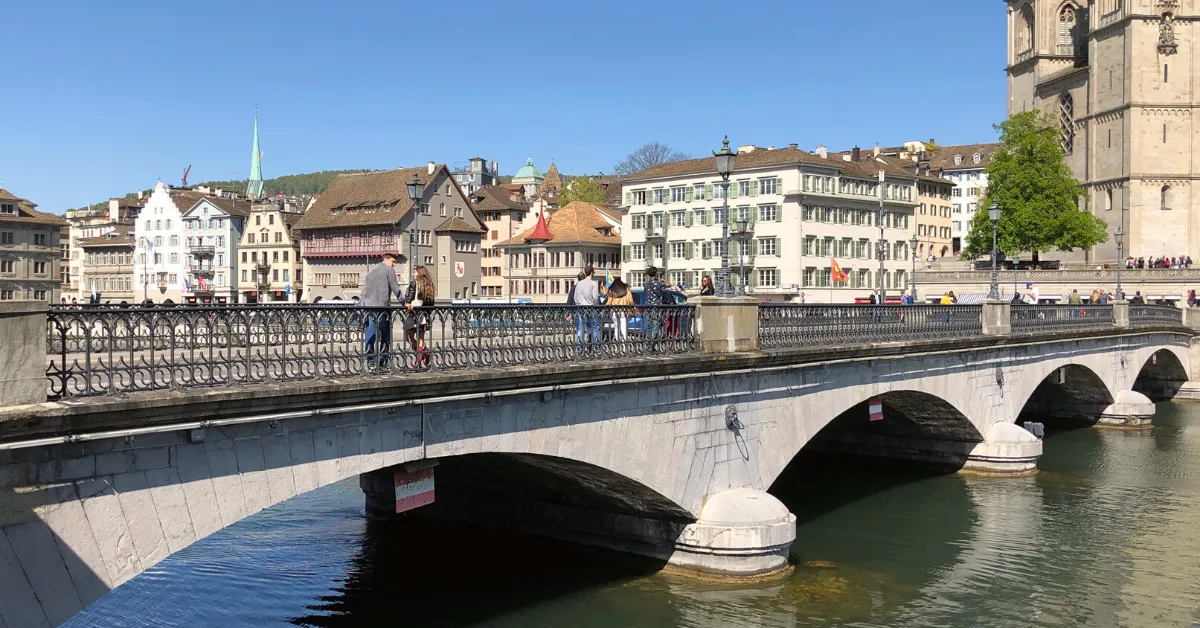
406 173 425 285
909 234 918 302
713 137 737 297
736 218 750 294
1114 226 1124 300
988 202 1002 300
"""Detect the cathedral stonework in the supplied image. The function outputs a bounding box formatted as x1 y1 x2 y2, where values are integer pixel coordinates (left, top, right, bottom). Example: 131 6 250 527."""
1006 0 1198 263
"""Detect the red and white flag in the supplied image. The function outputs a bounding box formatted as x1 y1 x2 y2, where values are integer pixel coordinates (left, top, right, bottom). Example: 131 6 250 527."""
394 467 435 513
868 398 884 422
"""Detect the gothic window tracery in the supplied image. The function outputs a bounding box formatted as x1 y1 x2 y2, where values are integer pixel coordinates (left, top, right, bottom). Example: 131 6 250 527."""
1058 94 1075 156
1018 4 1035 53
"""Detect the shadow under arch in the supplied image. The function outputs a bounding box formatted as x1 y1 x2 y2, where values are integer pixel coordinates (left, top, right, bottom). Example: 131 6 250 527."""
294 452 693 627
1017 363 1116 428
1132 348 1190 401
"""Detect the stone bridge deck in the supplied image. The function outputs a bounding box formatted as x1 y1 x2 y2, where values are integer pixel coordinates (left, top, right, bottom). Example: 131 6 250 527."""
1 299 1199 627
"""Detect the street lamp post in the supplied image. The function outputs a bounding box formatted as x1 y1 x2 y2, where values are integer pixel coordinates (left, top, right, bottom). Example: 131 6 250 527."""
988 202 1002 300
1114 226 1124 299
406 173 425 286
713 136 737 297
876 170 887 302
909 234 918 302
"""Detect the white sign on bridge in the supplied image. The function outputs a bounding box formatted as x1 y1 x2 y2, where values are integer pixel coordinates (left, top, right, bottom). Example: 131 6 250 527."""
394 467 435 513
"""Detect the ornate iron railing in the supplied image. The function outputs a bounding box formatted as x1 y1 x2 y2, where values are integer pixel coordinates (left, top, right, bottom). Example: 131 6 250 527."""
45 304 696 400
1130 304 1183 327
758 305 983 348
917 268 1200 284
1010 305 1113 332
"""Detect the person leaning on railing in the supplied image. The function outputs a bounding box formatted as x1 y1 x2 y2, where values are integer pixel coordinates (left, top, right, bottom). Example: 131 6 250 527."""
361 252 404 372
403 265 437 368
606 277 634 342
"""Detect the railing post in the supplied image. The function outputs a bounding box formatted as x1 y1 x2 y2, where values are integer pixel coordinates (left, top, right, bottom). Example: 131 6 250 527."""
1112 301 1129 328
1 302 49 406
1181 307 1200 332
694 296 759 353
982 299 1011 336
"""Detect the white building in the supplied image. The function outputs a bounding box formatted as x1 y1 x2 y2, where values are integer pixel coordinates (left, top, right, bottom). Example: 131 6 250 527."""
927 144 999 256
135 183 249 304
180 194 250 304
619 144 918 303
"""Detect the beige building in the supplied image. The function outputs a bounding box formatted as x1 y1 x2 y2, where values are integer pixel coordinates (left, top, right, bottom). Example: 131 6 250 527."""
236 198 305 303
0 187 65 302
1006 0 1199 262
295 164 486 302
619 145 918 302
470 185 531 299
63 197 142 299
79 226 136 303
496 201 623 303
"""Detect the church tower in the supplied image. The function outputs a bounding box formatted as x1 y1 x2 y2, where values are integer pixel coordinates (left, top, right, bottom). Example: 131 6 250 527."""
247 108 264 200
1006 0 1198 263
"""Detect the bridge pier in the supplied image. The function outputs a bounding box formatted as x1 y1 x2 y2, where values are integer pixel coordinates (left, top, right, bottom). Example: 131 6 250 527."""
360 466 796 581
961 423 1042 476
1095 389 1156 429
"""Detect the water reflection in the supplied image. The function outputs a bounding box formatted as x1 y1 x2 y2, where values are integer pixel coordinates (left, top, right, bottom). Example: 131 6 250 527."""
69 402 1200 628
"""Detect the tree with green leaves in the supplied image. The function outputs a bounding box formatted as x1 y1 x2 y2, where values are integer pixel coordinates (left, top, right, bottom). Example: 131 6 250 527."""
557 177 608 205
962 111 1106 263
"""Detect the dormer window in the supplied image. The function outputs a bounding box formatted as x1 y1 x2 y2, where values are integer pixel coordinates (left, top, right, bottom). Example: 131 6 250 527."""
953 154 963 165
972 153 982 164
0 203 13 214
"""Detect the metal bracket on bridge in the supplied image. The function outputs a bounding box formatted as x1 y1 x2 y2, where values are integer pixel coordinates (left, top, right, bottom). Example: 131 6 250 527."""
725 404 743 431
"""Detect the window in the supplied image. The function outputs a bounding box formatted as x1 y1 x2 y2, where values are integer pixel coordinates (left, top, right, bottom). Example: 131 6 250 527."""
653 189 666 204
255 215 262 226
758 269 777 287
738 180 751 197
1059 93 1075 155
169 235 178 247
0 203 13 215
713 207 728 225
953 154 963 166
1162 185 1171 210
759 205 778 222
714 183 728 199
0 260 12 273
275 232 283 243
1058 5 1082 56
1106 189 1114 211
671 211 686 227
248 233 256 244
670 242 686 259
671 186 686 203
633 190 647 205
454 206 464 218
1019 4 1034 52
269 214 275 225
758 237 777 256
693 184 704 200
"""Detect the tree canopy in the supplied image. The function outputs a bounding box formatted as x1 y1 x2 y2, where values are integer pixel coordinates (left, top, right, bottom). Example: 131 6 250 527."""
613 142 691 177
962 111 1106 261
557 177 607 205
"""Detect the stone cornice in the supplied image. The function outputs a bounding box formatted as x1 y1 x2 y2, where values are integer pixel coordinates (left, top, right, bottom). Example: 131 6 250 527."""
1078 103 1199 124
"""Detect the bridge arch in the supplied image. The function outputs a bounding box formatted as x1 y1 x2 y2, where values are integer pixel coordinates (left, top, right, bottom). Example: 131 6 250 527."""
762 389 983 490
1133 348 1190 401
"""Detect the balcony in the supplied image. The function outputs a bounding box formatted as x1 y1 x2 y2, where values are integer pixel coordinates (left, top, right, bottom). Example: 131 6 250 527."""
303 240 398 259
644 225 667 239
189 244 215 257
191 267 215 279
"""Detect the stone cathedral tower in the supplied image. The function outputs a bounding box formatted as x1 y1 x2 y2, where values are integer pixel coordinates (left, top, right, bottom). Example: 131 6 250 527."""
1006 0 1197 263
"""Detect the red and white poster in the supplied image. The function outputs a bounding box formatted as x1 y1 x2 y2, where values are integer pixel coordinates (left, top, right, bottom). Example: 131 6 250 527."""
454 261 465 278
394 467 435 513
868 398 884 422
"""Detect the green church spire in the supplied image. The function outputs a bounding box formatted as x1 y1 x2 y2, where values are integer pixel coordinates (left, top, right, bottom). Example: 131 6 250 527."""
247 107 264 199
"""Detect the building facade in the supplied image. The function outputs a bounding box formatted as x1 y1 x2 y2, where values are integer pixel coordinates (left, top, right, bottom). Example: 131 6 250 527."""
928 144 1000 256
914 174 955 260
180 195 249 304
0 188 65 302
63 197 142 298
1006 0 1199 262
511 158 545 199
451 157 500 195
295 164 485 302
619 146 917 302
470 185 531 299
236 198 305 303
496 201 623 303
79 226 136 303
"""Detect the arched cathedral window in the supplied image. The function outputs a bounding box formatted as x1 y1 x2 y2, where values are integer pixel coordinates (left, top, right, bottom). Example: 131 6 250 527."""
1058 94 1075 156
1019 4 1035 52
1162 185 1171 211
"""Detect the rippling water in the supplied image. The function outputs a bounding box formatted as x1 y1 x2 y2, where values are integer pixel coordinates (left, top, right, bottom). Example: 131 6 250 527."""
69 403 1200 627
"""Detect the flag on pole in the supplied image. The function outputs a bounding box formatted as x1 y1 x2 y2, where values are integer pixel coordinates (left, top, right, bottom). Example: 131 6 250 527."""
181 275 190 293
830 258 850 283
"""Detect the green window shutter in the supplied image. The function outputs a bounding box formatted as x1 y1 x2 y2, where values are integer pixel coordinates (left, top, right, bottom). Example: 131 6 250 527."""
684 187 693 202
704 211 712 226
777 177 784 192
750 239 758 256
775 206 783 222
647 192 654 206
624 191 631 206
685 212 694 227
623 245 631 262
730 184 739 199
685 242 694 259
704 184 713 200
750 206 758 224
750 180 759 196
749 271 759 288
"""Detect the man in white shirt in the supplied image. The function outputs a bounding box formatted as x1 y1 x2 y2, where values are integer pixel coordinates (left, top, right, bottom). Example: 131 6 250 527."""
1023 282 1040 305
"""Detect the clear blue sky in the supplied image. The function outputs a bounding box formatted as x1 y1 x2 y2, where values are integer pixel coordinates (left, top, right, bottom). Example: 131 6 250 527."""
3 0 1007 213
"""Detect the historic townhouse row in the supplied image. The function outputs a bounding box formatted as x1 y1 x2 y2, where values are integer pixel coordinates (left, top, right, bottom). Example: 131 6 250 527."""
0 187 65 302
618 145 918 301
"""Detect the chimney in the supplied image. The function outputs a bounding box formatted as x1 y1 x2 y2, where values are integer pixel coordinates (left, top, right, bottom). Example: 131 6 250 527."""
815 145 828 159
137 190 144 200
841 154 851 162
851 146 861 161
427 161 436 175
872 144 881 158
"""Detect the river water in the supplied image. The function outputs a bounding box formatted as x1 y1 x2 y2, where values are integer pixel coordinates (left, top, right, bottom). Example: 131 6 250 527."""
68 402 1200 628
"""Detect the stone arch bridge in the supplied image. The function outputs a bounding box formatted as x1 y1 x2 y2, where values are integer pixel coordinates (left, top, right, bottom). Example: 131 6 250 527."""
0 319 1195 626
